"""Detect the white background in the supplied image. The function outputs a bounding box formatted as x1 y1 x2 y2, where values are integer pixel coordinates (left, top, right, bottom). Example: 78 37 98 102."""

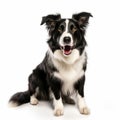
0 0 120 120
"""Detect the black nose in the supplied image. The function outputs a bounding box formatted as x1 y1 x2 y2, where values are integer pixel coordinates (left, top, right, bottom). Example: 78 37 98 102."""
63 37 71 44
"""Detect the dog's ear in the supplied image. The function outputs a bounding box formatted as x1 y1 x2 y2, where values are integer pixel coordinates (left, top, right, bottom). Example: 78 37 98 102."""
72 12 93 28
41 14 61 31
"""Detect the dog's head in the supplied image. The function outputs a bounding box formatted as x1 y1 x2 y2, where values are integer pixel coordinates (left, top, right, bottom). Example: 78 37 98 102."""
41 12 92 58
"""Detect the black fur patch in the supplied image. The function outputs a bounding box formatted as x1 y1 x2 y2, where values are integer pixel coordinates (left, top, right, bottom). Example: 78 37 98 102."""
74 75 85 97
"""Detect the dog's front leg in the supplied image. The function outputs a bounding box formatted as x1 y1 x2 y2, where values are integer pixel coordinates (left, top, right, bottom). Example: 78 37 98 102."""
75 75 90 115
50 77 64 116
53 97 64 116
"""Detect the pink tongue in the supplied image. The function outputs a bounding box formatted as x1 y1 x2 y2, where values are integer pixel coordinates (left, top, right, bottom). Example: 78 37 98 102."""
62 46 72 55
64 50 71 55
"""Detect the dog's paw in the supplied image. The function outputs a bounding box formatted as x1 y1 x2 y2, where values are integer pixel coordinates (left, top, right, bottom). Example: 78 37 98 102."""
30 97 39 105
54 108 64 116
79 107 90 115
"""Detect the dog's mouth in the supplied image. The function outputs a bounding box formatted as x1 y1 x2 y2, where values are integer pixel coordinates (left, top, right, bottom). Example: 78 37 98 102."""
60 45 73 55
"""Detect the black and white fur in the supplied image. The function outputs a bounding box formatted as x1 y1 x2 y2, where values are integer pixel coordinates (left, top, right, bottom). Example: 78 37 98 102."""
9 12 92 116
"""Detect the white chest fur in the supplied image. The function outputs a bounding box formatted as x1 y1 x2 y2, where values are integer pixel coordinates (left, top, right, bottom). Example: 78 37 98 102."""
52 49 86 95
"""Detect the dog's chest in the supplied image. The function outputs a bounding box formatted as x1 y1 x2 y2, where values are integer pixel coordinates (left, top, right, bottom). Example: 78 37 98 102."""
53 55 86 95
59 66 84 95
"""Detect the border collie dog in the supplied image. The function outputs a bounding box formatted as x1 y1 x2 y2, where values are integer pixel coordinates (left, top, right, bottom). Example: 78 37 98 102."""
9 12 92 116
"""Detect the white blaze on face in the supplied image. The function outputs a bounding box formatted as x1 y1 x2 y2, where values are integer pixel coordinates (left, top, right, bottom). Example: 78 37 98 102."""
59 19 73 47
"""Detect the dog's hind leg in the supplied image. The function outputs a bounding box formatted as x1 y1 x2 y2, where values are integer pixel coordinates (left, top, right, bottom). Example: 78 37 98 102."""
28 68 50 105
29 74 39 105
30 87 39 105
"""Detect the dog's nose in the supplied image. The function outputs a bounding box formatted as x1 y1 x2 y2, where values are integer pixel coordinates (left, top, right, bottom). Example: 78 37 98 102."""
63 37 71 44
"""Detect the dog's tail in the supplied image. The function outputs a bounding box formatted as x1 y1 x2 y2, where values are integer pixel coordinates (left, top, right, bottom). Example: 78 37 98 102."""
8 90 30 107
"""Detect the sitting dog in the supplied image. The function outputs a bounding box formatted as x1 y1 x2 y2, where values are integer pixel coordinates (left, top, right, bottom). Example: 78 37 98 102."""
9 12 92 116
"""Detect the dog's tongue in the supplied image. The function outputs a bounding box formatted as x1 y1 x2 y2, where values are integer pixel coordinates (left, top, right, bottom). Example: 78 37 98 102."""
63 46 71 55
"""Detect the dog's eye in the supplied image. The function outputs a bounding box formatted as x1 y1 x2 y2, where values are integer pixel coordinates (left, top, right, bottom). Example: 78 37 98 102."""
70 24 77 33
58 25 64 33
